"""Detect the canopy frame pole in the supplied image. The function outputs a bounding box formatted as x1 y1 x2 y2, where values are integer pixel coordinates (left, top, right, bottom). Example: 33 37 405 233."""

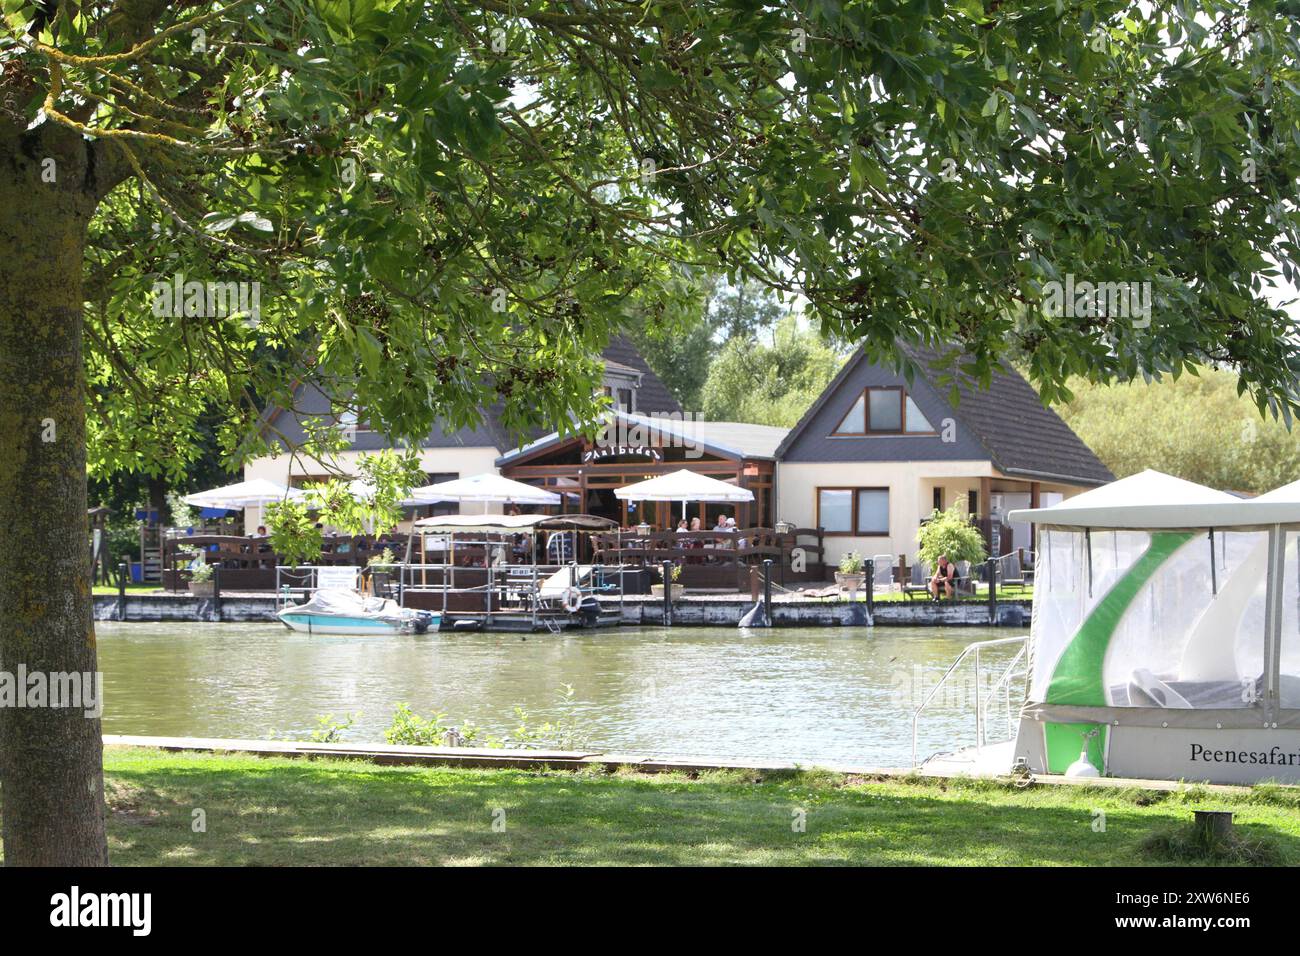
1265 524 1285 719
1208 528 1217 595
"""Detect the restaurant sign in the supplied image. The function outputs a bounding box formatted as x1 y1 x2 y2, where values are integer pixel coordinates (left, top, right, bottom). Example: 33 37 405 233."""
582 445 664 463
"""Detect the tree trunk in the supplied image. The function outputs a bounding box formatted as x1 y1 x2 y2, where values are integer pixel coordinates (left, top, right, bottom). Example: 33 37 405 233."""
0 130 109 865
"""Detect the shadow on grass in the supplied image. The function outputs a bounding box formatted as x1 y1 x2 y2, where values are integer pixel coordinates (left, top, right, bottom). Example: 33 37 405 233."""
95 756 1300 867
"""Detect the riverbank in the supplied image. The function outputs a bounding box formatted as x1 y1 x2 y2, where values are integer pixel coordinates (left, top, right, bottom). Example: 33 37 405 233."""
24 747 1299 866
91 590 1031 627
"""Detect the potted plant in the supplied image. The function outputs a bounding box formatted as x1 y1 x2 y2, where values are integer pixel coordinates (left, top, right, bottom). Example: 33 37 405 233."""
650 563 685 601
834 551 866 591
188 561 215 596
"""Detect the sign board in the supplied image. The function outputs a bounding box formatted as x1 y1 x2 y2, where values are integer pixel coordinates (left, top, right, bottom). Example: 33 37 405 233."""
315 566 359 591
1107 726 1300 785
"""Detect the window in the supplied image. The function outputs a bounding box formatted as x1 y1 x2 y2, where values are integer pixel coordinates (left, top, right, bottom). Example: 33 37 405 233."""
422 472 459 517
856 489 889 534
616 387 634 412
868 389 902 431
832 387 936 435
818 489 853 532
817 487 890 535
905 397 934 433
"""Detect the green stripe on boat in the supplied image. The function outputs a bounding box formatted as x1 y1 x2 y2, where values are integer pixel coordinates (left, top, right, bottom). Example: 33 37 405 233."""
1045 531 1193 707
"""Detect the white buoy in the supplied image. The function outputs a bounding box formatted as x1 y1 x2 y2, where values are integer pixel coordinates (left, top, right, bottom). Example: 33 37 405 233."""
1065 749 1100 778
1066 727 1102 777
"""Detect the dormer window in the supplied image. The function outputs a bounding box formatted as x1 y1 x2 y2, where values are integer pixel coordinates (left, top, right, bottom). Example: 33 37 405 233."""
833 387 934 435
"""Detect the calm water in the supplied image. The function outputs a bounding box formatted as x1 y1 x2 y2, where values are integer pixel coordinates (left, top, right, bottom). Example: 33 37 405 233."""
93 622 1026 767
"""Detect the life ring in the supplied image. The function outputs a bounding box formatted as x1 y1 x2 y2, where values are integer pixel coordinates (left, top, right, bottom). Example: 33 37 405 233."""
562 587 584 613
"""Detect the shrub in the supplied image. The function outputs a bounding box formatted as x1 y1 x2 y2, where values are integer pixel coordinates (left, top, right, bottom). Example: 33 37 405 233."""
916 503 987 569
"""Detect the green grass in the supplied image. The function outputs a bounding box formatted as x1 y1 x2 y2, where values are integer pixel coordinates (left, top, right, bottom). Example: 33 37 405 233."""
21 748 1295 866
91 584 164 596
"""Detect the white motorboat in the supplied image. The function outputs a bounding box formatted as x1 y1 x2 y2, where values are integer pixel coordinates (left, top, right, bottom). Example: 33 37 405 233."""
277 588 438 636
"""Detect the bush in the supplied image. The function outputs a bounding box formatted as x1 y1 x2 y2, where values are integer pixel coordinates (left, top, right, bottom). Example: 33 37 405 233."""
916 503 987 569
384 702 451 746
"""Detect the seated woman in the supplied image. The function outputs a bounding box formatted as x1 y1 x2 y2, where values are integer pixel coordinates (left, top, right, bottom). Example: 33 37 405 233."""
929 555 959 600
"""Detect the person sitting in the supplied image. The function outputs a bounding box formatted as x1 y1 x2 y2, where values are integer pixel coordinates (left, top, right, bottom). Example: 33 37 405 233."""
929 555 959 600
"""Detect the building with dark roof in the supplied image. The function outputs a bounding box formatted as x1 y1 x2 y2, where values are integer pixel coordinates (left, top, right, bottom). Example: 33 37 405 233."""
774 342 1113 565
243 335 683 517
244 331 1111 570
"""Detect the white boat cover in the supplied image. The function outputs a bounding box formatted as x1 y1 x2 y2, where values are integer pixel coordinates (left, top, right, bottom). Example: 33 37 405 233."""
284 588 413 626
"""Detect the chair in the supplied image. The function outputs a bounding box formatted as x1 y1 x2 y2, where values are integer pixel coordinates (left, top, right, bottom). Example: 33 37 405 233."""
902 561 930 600
998 553 1027 592
954 561 977 597
871 554 896 594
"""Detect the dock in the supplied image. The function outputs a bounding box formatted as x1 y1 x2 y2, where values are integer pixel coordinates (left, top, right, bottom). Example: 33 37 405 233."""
93 591 1031 628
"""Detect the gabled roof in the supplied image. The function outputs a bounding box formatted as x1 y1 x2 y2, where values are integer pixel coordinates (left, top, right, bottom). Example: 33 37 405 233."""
601 335 681 415
497 411 789 466
258 334 681 454
775 341 1114 486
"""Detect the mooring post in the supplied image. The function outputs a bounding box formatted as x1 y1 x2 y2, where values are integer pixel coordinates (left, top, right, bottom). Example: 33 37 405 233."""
762 558 773 624
750 565 760 602
117 560 127 622
987 557 998 624
865 558 875 616
213 564 223 623
661 559 673 627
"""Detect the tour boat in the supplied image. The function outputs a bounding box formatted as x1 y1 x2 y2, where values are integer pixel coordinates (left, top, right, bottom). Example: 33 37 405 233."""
277 589 438 636
917 471 1300 786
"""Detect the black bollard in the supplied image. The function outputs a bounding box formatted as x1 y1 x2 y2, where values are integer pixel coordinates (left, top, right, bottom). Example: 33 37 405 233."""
661 559 673 627
762 558 773 625
865 558 875 616
987 557 998 624
213 564 223 623
117 560 128 622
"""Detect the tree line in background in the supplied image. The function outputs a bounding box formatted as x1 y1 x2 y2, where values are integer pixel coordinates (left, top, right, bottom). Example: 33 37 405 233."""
1055 368 1300 495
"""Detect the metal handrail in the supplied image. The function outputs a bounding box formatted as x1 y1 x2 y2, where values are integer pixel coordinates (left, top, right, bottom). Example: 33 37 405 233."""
980 643 1029 747
911 634 1029 768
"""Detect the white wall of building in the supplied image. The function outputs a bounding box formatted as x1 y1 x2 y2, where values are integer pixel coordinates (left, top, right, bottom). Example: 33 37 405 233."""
776 459 1086 568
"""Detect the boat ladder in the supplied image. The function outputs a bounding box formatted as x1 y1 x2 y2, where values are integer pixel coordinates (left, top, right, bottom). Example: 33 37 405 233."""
911 635 1029 768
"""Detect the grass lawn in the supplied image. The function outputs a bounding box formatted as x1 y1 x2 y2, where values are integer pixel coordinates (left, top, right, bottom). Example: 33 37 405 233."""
15 747 1293 866
91 584 164 596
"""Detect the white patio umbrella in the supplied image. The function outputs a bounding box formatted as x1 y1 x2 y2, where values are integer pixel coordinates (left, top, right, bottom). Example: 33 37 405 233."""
614 468 753 521
407 472 561 512
182 478 305 510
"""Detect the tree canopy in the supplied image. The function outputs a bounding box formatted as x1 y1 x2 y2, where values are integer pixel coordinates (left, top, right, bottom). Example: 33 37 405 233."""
2 0 1300 865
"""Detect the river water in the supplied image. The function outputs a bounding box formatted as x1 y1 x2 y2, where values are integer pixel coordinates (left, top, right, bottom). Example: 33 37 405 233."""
94 622 1026 768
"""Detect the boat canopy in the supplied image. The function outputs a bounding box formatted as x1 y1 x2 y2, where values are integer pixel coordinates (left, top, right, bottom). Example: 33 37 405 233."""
1011 471 1300 783
413 513 617 533
1007 469 1300 530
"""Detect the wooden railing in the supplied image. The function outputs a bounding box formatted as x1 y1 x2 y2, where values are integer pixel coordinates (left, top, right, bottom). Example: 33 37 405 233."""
162 533 417 591
591 527 825 588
